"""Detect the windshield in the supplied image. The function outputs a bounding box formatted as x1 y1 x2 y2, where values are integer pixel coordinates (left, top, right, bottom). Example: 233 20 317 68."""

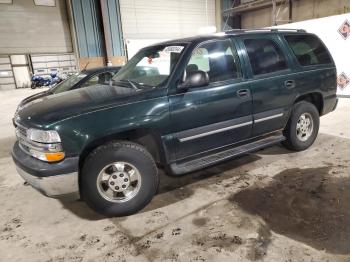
112 44 186 88
50 72 87 94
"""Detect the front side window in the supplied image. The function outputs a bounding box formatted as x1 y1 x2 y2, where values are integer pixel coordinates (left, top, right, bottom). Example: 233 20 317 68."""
284 34 332 66
186 39 241 83
113 44 186 88
244 38 288 75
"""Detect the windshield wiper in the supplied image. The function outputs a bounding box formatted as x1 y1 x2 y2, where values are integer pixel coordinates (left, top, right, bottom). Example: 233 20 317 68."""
126 79 140 90
114 79 140 90
113 79 155 89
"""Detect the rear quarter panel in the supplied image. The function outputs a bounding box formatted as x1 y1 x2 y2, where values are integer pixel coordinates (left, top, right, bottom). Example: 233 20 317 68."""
280 33 337 115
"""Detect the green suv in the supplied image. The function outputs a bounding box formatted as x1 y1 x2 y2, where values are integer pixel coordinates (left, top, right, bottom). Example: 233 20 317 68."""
12 29 338 216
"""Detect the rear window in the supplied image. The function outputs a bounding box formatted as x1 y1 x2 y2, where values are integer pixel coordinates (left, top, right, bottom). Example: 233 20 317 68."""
284 34 332 66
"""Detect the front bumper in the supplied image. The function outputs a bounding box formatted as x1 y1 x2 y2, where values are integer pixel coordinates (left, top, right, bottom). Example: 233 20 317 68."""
12 142 80 199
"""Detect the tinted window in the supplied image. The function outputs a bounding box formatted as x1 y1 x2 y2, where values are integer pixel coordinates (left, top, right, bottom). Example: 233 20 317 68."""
284 35 332 66
187 39 241 83
244 38 288 75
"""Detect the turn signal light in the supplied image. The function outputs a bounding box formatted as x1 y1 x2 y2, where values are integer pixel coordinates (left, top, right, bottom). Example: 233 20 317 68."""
44 152 65 162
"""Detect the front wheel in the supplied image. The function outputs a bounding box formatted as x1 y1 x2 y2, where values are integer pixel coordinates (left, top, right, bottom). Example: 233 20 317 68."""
81 141 159 216
282 101 320 151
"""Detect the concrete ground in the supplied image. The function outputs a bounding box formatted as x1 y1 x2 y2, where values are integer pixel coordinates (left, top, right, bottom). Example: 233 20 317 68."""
1 89 350 262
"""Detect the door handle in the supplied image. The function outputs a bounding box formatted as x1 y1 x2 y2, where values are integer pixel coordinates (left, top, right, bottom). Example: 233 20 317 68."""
237 89 250 98
284 80 296 89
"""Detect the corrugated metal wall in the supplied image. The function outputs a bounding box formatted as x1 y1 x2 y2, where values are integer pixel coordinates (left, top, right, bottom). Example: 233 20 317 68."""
0 0 72 54
71 0 105 57
104 0 124 56
71 0 124 68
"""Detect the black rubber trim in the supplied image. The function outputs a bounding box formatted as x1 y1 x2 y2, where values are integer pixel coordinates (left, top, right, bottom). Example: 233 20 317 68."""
253 108 285 121
12 142 79 178
173 115 252 141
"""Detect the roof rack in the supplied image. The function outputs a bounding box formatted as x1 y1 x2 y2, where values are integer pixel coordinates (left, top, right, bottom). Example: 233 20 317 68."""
224 28 307 34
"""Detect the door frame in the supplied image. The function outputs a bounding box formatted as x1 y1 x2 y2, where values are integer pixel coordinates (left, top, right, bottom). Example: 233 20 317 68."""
167 37 254 161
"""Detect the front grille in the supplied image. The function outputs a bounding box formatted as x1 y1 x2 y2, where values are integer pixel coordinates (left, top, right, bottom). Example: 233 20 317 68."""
16 124 27 138
15 123 31 154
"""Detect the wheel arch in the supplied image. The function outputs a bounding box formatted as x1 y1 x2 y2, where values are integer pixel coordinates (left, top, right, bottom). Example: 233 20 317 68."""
294 92 324 115
78 129 167 172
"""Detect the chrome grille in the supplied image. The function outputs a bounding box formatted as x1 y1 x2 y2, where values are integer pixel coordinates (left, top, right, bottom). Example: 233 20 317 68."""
16 124 27 138
15 123 31 154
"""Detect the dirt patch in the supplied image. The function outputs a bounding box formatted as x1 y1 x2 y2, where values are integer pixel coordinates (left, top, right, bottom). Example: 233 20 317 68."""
192 217 209 227
192 231 244 253
231 165 350 254
245 225 271 261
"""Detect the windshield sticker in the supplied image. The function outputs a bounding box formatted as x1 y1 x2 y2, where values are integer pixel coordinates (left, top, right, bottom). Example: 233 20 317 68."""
163 46 184 53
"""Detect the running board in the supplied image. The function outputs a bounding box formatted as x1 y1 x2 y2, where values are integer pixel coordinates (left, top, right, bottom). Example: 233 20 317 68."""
170 134 285 175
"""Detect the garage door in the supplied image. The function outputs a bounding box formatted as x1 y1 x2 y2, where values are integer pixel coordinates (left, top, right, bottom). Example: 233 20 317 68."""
119 0 216 39
0 0 72 54
31 54 77 76
0 56 15 90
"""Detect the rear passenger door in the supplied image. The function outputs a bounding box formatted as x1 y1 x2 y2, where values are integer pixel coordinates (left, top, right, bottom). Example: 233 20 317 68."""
239 34 296 136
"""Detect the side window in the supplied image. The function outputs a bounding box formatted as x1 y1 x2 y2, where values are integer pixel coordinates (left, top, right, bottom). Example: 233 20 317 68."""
284 34 332 66
244 38 288 75
187 39 241 83
85 72 113 86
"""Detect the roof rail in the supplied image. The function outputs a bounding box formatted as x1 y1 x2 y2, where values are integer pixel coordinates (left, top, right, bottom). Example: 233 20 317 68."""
224 28 306 34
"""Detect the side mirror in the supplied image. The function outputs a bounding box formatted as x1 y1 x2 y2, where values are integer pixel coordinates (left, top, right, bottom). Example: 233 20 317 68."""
178 70 209 89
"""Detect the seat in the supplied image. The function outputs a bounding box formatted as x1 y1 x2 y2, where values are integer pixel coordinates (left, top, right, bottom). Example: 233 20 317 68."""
186 64 199 74
209 54 237 82
298 54 313 66
255 51 282 74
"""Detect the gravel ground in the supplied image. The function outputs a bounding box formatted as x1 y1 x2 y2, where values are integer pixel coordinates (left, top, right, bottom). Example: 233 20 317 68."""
0 89 350 262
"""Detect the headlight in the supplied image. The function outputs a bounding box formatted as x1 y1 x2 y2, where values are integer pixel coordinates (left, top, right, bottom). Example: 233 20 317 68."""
27 128 61 143
23 128 64 162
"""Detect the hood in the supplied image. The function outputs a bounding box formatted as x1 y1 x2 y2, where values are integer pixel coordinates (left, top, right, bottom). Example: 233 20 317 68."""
19 90 50 107
16 84 148 127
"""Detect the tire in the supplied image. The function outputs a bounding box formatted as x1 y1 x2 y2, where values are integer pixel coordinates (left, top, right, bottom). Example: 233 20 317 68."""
31 82 37 89
80 141 159 216
282 101 320 151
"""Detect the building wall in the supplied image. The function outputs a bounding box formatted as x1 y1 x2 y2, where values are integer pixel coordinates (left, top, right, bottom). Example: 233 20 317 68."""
0 0 72 54
241 6 287 28
241 0 350 28
292 0 350 22
119 0 216 39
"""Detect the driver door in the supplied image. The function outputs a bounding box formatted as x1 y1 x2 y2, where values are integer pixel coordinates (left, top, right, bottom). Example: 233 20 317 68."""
169 39 253 160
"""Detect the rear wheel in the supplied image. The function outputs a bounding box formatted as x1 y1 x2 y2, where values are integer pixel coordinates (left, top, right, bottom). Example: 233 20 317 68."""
81 141 158 216
282 101 319 151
